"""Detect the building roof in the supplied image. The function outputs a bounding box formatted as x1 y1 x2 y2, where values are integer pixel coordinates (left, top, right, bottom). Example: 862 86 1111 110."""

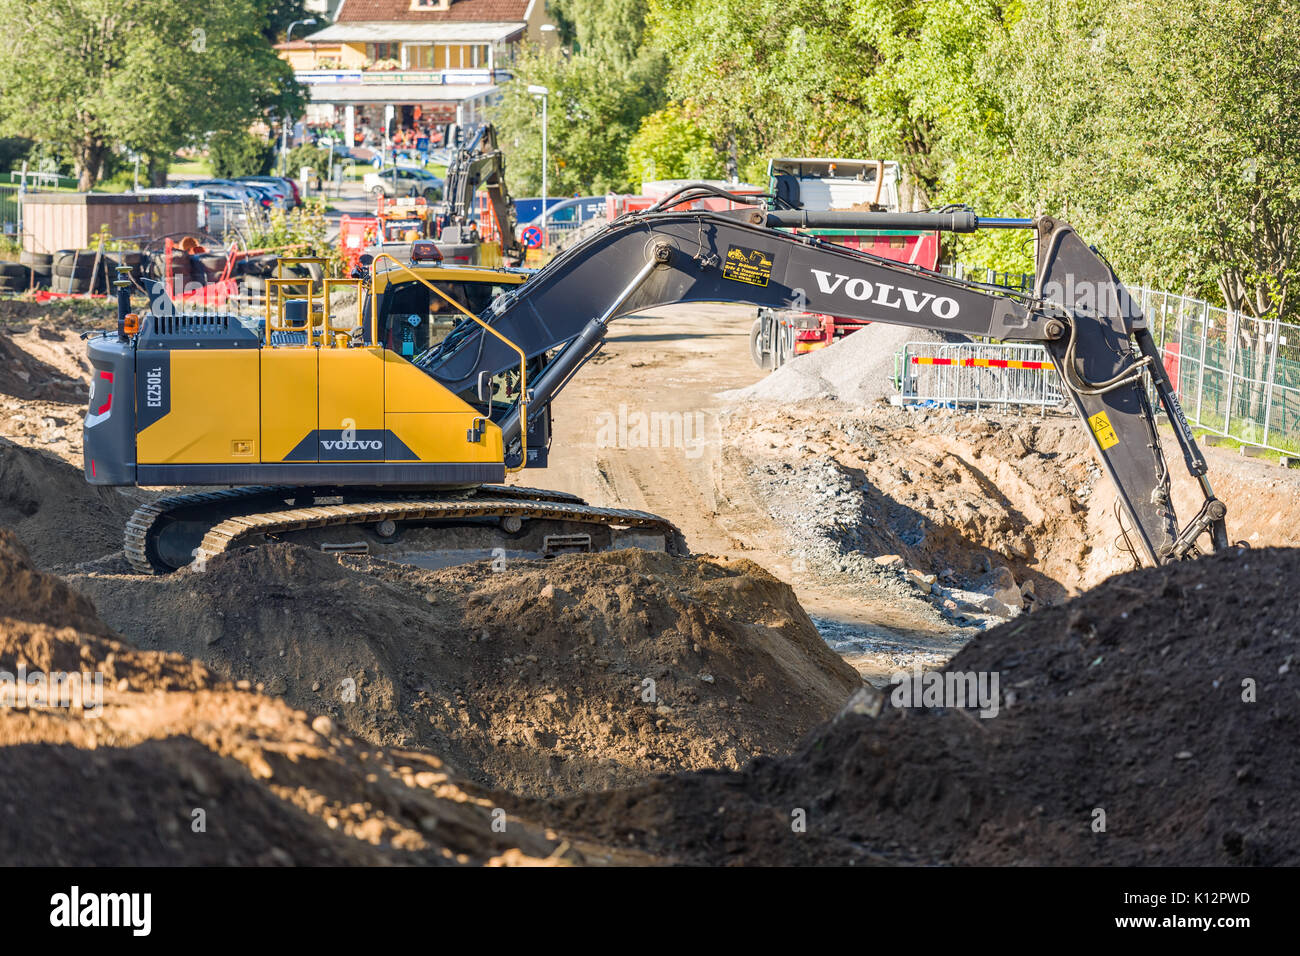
305 20 524 43
336 0 531 22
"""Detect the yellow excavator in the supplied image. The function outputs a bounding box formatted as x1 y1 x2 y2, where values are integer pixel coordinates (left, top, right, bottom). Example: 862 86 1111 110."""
84 185 1230 573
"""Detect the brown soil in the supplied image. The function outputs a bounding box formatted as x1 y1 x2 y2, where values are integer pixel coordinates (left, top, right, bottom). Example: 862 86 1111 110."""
0 324 92 404
0 439 141 568
547 545 1300 866
68 544 863 798
0 314 103 466
0 529 612 866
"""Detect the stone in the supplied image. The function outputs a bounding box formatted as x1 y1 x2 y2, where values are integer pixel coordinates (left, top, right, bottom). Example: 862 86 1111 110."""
837 685 885 720
905 569 936 593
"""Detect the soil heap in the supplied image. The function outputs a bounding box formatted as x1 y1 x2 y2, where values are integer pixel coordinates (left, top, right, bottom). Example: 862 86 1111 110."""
68 544 864 798
0 528 594 866
548 545 1300 866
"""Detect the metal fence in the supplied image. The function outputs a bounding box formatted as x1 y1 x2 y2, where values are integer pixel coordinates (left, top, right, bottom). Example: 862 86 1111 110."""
931 264 1300 453
897 341 1065 410
1133 287 1300 454
0 184 18 238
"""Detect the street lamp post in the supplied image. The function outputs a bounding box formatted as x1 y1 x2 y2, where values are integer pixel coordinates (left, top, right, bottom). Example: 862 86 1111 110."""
281 17 318 177
527 84 549 248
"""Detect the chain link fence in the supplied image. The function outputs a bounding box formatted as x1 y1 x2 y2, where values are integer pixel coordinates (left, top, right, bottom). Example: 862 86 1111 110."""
1133 287 1300 454
934 265 1300 453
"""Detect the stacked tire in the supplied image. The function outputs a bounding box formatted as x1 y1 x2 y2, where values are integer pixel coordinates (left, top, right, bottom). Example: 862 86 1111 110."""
235 255 323 305
51 249 112 294
236 254 277 304
21 251 53 289
0 260 34 293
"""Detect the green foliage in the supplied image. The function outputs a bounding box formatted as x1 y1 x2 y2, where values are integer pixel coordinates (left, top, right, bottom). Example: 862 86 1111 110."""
0 137 33 174
643 0 1299 316
645 0 1014 210
625 103 724 185
549 0 651 65
0 0 304 189
241 198 333 262
210 131 276 178
490 4 667 195
944 0 1300 316
284 144 332 177
259 1 312 45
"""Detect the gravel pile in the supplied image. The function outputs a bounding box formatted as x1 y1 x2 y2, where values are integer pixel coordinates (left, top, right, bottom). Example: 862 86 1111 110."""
724 322 969 405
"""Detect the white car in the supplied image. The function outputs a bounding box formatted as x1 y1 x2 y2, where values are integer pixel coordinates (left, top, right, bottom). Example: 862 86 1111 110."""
364 166 444 199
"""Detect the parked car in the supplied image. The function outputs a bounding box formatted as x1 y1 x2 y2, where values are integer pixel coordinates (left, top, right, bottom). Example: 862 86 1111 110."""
236 176 296 209
515 196 606 243
180 179 273 209
363 166 444 199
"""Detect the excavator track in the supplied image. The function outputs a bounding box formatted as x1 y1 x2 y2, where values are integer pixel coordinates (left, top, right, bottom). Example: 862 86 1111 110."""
124 484 683 574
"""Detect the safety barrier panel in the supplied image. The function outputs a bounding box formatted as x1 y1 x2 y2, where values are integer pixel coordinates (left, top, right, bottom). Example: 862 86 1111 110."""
898 341 1066 410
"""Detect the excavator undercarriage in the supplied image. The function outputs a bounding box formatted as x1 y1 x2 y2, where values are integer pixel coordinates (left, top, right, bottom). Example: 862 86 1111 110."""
84 185 1229 574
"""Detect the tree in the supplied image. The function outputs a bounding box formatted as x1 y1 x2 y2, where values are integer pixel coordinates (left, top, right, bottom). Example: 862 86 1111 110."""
950 0 1300 314
626 103 724 185
490 2 667 195
0 0 304 189
645 0 1014 210
549 0 650 65
209 131 276 178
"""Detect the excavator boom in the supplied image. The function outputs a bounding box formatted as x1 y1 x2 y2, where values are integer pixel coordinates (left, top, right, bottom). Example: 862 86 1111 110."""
438 124 523 264
418 193 1229 564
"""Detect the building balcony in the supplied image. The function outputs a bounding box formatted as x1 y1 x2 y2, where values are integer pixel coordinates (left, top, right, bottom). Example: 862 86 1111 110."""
296 67 511 87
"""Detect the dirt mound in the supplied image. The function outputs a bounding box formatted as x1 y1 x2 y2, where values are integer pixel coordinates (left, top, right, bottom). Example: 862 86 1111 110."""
68 544 863 798
549 545 1300 865
0 439 139 567
725 323 969 405
0 529 590 866
0 325 90 403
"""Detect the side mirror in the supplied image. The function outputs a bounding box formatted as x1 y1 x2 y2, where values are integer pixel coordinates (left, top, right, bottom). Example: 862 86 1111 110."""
476 370 492 404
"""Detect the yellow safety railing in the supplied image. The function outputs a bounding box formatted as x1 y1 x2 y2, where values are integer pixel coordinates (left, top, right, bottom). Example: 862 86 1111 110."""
264 276 320 347
263 257 363 350
369 252 529 472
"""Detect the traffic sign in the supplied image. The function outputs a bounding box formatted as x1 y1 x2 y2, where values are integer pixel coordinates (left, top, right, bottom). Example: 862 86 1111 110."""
522 225 543 249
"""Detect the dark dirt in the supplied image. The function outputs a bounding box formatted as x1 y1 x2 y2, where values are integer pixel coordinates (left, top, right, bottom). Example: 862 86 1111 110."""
545 545 1300 866
68 544 864 799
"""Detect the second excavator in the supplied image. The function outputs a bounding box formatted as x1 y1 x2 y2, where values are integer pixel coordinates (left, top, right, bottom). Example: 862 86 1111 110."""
83 184 1229 573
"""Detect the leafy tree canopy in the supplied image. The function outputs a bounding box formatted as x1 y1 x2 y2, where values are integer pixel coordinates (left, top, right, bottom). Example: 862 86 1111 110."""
0 0 304 189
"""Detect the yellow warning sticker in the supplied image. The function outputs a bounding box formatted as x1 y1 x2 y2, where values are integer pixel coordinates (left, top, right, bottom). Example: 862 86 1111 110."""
722 245 774 287
1088 411 1120 450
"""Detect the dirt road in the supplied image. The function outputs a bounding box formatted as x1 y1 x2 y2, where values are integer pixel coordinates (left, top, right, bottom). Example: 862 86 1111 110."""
529 303 1300 681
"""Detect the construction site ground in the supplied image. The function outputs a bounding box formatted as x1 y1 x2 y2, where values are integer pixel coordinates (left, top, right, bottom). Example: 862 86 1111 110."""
1 295 1298 865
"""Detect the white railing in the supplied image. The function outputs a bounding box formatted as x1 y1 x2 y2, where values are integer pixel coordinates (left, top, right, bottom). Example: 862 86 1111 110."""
295 69 507 86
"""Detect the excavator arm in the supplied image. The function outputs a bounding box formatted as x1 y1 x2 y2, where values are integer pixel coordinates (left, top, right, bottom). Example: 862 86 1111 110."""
415 189 1229 565
438 124 523 263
